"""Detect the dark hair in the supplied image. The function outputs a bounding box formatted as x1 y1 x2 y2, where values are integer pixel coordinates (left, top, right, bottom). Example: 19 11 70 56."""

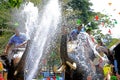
78 24 82 27
86 28 91 32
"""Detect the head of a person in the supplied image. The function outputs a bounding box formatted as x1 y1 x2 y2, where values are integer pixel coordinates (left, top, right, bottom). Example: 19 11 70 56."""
77 24 82 31
13 28 20 36
86 28 91 35
97 38 104 46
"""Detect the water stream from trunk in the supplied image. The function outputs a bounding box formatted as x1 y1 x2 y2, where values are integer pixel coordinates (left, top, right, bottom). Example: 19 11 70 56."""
22 0 61 79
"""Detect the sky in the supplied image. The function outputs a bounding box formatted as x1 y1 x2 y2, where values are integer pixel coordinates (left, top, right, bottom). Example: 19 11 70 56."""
90 0 120 38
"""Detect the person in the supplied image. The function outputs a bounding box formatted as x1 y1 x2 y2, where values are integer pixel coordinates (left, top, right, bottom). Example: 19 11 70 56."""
4 28 28 54
86 28 97 44
4 28 29 65
69 24 82 41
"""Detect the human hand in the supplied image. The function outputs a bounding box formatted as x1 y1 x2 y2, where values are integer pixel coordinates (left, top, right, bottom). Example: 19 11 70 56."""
3 50 8 55
15 45 19 48
111 64 114 68
16 44 22 48
16 43 25 48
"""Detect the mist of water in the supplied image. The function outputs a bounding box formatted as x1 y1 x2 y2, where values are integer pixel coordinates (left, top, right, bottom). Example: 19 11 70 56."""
21 0 61 79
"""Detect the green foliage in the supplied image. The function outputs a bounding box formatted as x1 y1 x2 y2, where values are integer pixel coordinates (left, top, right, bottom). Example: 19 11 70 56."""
93 29 104 40
107 38 119 48
87 21 98 29
62 0 101 30
67 0 93 24
0 1 11 28
0 32 13 54
63 0 114 31
47 50 61 67
28 0 42 6
0 0 13 54
8 0 23 8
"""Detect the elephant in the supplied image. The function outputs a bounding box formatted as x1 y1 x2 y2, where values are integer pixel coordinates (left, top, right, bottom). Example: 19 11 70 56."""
0 40 31 80
53 32 106 80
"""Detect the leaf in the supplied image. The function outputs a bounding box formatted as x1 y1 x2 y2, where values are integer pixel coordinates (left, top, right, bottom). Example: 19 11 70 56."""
77 19 81 25
13 0 17 1
8 0 22 8
18 0 22 3
14 22 19 26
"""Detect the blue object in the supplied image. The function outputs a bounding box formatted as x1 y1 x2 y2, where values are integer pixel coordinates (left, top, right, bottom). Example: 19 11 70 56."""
81 27 85 32
8 33 27 47
114 59 118 73
42 72 49 78
69 29 82 40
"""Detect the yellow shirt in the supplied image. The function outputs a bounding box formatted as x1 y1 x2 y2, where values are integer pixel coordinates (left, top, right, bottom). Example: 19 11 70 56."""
103 64 111 76
0 61 3 71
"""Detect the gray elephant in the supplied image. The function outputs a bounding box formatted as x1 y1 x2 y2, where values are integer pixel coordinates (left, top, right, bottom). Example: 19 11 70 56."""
54 32 107 80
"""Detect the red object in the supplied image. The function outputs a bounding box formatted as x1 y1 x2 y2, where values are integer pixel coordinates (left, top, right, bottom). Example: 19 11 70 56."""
47 77 50 80
0 74 4 80
95 15 99 21
53 76 56 80
0 74 2 77
91 37 95 43
108 29 112 34
0 78 4 80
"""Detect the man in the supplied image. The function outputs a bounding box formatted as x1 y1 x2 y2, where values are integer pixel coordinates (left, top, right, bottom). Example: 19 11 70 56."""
4 28 28 55
69 24 82 41
4 28 29 65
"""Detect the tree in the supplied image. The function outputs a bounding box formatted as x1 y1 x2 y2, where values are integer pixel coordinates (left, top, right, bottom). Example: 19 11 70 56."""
0 0 13 54
67 0 93 24
61 0 99 30
8 0 23 8
0 0 11 28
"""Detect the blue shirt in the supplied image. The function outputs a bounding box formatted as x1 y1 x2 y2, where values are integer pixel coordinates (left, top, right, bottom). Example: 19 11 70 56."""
8 33 27 47
69 29 81 40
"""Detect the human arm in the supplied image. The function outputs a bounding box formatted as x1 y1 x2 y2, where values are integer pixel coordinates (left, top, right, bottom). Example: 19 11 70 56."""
4 35 15 55
16 40 28 48
4 44 11 55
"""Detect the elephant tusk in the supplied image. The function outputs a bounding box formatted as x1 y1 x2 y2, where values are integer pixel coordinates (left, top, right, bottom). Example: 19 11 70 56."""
53 65 66 73
14 70 18 76
66 61 77 70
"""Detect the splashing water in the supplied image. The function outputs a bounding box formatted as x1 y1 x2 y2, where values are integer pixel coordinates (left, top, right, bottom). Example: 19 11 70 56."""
21 0 61 79
75 32 96 78
23 2 39 38
68 32 96 79
68 32 105 79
